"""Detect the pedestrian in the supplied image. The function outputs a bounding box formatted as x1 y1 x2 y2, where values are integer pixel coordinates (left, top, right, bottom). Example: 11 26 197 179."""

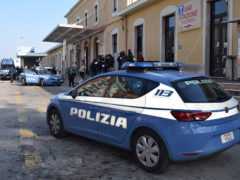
95 56 102 74
127 49 133 62
9 66 15 83
117 51 127 70
137 52 144 62
51 66 57 75
73 63 79 76
106 54 115 72
15 66 20 81
90 59 97 77
79 61 85 80
68 67 76 87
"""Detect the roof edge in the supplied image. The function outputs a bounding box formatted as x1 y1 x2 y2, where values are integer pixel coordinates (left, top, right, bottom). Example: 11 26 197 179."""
64 0 87 18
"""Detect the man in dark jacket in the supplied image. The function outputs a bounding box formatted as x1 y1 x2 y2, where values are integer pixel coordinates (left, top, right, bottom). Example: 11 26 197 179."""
68 67 76 87
106 54 115 72
90 59 97 77
127 49 133 62
9 66 15 83
117 51 127 70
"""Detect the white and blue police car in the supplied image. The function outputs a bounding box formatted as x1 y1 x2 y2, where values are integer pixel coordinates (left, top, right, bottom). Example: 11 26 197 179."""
20 69 63 86
46 62 240 172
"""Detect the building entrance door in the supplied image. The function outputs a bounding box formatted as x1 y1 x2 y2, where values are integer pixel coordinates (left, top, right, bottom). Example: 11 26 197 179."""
210 0 228 77
165 14 175 62
136 25 143 56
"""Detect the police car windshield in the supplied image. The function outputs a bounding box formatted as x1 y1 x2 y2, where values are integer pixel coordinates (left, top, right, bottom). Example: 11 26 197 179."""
38 70 51 75
1 65 12 70
172 78 232 103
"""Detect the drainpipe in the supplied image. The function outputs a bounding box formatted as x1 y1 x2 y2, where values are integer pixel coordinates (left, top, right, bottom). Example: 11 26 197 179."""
125 16 128 53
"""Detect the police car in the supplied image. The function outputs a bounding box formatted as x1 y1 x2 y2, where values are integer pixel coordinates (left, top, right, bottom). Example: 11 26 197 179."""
20 69 63 86
46 62 240 172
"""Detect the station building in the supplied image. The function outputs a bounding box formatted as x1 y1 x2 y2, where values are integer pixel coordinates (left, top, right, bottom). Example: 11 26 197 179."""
43 0 240 79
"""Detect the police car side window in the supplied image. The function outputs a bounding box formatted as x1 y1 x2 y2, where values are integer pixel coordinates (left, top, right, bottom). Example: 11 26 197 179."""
76 76 112 97
106 76 145 99
146 80 159 92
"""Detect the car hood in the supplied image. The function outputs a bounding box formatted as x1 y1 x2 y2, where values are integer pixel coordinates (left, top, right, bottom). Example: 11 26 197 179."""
51 92 70 102
40 75 62 79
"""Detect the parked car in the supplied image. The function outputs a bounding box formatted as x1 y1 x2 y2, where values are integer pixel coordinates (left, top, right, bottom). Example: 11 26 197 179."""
46 62 240 172
20 69 64 86
0 58 15 80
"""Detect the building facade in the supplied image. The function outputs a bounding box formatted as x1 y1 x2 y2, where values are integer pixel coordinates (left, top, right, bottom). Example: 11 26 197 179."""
44 0 240 79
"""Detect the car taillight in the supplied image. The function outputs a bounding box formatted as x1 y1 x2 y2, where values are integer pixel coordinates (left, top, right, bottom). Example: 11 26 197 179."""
171 111 211 122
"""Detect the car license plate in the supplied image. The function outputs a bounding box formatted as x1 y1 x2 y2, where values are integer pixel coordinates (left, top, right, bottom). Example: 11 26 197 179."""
221 131 234 144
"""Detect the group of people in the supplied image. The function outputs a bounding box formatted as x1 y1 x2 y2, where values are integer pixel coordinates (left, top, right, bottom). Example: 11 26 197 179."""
90 54 115 77
9 66 23 83
117 49 144 70
67 50 144 87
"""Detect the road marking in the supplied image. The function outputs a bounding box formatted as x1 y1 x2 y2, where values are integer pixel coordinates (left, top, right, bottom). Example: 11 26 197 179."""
19 129 35 138
14 85 45 168
22 151 44 167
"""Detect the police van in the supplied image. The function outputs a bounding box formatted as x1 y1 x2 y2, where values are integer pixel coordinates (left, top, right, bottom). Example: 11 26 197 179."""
0 58 15 80
46 62 240 172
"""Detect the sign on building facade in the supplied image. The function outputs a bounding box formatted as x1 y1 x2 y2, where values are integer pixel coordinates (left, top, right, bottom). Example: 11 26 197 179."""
178 0 201 32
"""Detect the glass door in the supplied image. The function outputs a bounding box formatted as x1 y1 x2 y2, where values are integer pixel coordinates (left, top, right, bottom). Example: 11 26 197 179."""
210 0 228 77
165 14 175 62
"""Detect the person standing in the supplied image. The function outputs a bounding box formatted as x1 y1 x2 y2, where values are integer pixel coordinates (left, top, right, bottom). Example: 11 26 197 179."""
51 66 57 75
79 61 85 80
127 49 133 62
15 66 20 81
9 66 15 83
137 52 144 62
117 51 127 70
106 54 115 72
68 67 76 87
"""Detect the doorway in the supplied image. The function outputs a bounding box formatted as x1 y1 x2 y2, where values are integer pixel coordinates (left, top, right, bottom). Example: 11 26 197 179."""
165 14 175 62
136 25 143 56
94 38 100 59
210 0 228 77
84 41 89 74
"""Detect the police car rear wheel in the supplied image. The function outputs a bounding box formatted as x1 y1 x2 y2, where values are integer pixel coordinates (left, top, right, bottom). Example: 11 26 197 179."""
133 130 169 172
48 109 66 138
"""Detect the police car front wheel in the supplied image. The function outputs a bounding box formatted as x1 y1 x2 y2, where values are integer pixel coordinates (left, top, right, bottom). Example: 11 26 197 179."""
48 109 66 138
133 130 169 172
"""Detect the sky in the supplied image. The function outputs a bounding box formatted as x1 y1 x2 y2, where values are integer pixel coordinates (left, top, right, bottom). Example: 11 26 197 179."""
0 0 78 59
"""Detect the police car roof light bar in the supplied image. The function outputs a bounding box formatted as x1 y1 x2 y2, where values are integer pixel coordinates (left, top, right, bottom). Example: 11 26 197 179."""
122 62 184 71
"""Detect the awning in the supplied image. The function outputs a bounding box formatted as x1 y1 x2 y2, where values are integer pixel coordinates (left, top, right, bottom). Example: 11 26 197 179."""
17 52 47 58
43 24 104 44
222 18 240 24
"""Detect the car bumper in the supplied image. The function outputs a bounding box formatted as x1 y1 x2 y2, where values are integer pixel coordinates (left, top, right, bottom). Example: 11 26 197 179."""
146 113 240 161
45 79 62 85
0 74 10 79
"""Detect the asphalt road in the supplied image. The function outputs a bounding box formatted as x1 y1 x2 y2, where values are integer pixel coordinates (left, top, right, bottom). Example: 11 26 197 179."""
0 80 240 180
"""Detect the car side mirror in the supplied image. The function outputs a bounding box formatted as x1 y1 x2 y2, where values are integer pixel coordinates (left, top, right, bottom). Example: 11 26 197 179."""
71 89 77 99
